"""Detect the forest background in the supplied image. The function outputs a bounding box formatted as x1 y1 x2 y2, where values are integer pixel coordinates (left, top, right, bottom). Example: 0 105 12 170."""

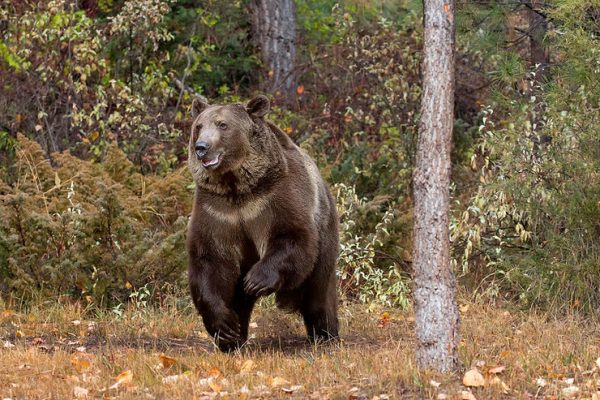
0 0 599 325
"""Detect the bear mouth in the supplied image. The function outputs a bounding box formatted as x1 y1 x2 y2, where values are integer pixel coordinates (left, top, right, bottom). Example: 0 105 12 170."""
201 153 221 169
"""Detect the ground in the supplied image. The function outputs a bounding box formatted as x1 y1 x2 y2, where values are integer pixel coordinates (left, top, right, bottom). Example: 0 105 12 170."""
1 299 599 399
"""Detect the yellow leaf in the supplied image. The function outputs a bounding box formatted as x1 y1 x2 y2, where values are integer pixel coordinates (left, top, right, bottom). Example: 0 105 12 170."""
89 131 99 141
112 370 133 387
15 114 22 123
463 369 485 387
240 359 256 373
70 353 92 373
125 281 132 289
15 330 24 338
159 354 176 369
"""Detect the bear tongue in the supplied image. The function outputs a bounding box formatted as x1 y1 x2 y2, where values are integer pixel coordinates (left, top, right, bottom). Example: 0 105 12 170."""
202 154 220 168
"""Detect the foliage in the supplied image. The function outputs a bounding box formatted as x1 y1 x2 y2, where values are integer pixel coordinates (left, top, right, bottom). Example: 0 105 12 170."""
0 135 192 304
451 1 600 314
335 183 410 309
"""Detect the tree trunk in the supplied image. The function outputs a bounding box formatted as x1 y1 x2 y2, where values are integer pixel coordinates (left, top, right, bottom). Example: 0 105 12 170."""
249 0 297 108
412 0 460 373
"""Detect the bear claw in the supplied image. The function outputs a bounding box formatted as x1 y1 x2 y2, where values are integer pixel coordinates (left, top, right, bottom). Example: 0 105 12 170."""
243 269 281 297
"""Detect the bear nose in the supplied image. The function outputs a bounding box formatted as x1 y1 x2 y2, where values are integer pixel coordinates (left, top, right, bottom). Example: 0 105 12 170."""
195 141 210 159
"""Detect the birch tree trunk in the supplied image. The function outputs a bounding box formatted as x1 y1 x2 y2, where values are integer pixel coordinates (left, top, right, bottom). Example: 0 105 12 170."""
412 0 460 372
249 0 297 107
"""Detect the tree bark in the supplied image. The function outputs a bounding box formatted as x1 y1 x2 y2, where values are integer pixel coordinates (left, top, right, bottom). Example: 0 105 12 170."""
249 0 297 108
412 0 460 373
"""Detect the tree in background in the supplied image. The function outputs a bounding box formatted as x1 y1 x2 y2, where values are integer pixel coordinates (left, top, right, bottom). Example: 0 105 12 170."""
412 0 460 372
249 0 297 108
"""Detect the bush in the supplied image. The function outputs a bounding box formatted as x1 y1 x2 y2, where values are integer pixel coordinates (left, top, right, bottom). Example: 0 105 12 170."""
0 135 192 305
451 6 600 313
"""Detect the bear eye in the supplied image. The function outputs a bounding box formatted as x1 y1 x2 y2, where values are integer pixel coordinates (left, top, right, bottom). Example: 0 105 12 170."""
217 121 228 130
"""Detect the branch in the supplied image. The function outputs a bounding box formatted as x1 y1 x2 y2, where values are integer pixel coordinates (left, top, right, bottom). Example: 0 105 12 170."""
170 75 208 103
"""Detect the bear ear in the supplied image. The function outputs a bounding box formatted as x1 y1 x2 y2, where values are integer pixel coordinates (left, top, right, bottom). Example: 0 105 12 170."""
246 95 270 118
192 98 209 119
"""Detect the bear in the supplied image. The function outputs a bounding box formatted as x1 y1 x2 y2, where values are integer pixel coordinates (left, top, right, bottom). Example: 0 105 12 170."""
186 95 339 351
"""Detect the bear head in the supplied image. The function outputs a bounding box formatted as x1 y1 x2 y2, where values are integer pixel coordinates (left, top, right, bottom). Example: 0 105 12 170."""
188 95 286 196
188 95 270 175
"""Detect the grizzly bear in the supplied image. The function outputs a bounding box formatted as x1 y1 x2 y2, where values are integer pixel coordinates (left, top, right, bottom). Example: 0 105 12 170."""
186 95 339 351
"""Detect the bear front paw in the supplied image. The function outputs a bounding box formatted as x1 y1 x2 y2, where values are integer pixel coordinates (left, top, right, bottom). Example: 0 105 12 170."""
243 267 282 297
206 310 242 350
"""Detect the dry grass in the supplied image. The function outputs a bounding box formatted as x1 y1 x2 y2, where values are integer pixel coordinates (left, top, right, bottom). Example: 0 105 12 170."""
1 299 599 399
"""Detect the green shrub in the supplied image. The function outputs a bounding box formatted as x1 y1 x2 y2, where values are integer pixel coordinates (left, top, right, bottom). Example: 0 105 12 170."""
0 135 192 305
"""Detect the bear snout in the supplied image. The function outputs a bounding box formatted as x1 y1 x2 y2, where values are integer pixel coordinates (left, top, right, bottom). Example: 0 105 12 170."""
195 140 210 160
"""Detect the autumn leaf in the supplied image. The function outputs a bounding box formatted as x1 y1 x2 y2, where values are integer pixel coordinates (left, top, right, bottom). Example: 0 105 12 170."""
378 312 391 328
208 367 222 379
109 370 133 389
70 353 92 373
463 369 485 387
159 354 176 369
296 85 305 95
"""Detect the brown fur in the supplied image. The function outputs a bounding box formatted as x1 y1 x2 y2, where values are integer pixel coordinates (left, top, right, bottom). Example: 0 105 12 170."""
186 95 339 351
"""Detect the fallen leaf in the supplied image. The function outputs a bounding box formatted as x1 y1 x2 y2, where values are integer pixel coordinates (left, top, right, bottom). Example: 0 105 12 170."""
15 330 24 338
240 360 256 373
109 370 133 389
35 124 43 132
378 312 391 328
461 390 477 400
70 353 92 373
3 340 15 348
463 369 485 387
73 386 88 398
430 380 441 388
459 304 470 313
296 85 305 95
159 354 176 369
208 367 222 379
